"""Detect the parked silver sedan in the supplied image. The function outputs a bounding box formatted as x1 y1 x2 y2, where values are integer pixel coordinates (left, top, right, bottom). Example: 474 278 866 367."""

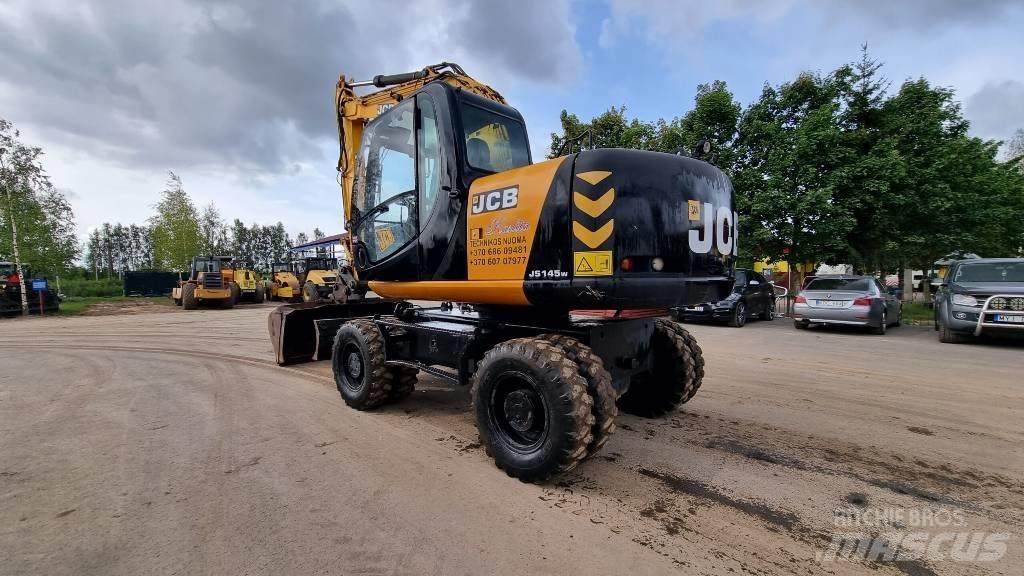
793 276 901 334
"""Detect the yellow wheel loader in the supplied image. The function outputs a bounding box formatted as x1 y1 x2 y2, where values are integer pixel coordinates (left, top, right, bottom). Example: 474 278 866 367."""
268 261 302 302
172 256 235 310
269 62 737 482
292 256 340 303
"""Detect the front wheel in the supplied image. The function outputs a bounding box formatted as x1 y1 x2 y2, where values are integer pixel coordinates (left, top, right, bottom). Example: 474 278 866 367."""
181 283 198 310
728 301 747 327
472 338 594 482
303 282 321 303
938 322 968 344
255 283 265 303
332 319 393 409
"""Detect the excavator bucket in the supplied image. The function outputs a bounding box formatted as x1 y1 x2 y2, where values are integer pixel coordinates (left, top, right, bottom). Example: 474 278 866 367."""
268 300 399 365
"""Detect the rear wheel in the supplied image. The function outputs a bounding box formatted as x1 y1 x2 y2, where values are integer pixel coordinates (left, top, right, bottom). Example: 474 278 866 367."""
472 338 594 482
181 283 197 310
794 320 809 330
303 282 321 303
229 282 240 305
618 319 703 417
872 310 887 335
761 298 774 321
174 297 182 307
538 334 618 457
255 283 266 303
728 301 747 327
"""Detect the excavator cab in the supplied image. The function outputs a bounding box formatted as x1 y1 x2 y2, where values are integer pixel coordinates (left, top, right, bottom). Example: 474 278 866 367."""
348 86 531 288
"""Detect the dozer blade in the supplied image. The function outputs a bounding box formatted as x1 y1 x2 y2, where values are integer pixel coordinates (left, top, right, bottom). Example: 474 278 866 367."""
268 300 399 365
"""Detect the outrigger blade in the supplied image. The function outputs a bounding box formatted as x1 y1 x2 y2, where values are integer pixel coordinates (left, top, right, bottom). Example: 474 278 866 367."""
268 300 399 365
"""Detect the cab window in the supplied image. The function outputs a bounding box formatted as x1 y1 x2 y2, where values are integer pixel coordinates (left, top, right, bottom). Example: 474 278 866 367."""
460 103 530 172
352 100 417 262
418 95 442 223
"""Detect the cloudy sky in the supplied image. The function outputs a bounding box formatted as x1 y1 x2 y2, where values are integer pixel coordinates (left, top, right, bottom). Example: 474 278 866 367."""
2 0 1022 244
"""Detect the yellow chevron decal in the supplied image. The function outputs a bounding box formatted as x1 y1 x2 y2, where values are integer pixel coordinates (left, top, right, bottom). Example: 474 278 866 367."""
575 170 612 185
574 189 614 218
573 220 614 249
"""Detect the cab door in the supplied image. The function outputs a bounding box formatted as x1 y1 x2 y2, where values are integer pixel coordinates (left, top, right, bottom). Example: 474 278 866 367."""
349 99 420 282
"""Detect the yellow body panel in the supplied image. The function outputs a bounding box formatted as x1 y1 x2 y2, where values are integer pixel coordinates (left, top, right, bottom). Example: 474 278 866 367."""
305 269 335 286
195 287 231 299
467 157 564 281
368 280 528 305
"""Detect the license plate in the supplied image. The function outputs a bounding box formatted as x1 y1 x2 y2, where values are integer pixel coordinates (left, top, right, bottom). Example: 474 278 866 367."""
817 300 848 308
995 314 1024 323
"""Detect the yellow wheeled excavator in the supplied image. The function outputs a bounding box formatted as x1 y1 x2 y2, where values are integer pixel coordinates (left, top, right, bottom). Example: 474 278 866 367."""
270 62 737 481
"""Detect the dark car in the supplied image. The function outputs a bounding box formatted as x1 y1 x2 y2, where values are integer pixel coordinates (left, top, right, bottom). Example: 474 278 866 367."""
934 258 1024 343
675 268 776 327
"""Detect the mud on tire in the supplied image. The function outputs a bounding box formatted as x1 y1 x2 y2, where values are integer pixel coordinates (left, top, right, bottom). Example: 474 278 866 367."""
617 318 703 417
538 334 618 457
472 337 594 482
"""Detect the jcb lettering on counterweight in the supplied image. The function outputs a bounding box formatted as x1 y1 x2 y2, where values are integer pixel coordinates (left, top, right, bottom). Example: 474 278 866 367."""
688 202 739 257
471 186 518 215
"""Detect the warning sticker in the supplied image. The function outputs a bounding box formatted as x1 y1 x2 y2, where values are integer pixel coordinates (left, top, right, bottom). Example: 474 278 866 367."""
688 199 701 221
573 251 613 277
375 227 395 252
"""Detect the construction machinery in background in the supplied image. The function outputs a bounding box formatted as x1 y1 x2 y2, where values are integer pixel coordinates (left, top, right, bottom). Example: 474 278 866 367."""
269 62 736 481
268 261 302 302
292 256 340 303
172 256 235 310
229 260 266 303
0 262 60 315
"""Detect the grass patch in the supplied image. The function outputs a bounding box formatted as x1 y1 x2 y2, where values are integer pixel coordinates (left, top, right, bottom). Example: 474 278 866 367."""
58 296 173 316
902 302 934 324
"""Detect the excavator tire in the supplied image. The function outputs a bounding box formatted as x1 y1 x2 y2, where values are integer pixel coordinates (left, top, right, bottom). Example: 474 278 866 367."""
303 282 321 303
538 334 617 457
387 367 418 402
472 337 594 482
332 319 395 410
229 282 241 305
174 297 182 306
617 319 702 417
181 283 198 310
255 284 265 303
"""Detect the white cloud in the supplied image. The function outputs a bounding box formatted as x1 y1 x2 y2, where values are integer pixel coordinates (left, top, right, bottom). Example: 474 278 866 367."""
0 0 583 241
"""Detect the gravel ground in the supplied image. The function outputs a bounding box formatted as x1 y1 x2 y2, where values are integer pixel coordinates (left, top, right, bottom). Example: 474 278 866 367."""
0 305 1020 575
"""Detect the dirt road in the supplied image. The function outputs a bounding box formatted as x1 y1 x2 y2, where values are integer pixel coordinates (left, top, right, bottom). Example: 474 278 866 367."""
1 306 1020 575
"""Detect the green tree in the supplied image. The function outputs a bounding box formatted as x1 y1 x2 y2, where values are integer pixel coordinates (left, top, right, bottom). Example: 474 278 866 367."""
199 203 229 256
0 119 79 314
658 80 742 167
149 171 201 272
732 72 855 281
1007 128 1024 173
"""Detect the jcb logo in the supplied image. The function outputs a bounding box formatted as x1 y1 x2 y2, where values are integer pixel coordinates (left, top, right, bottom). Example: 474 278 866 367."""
688 202 739 256
472 186 518 215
